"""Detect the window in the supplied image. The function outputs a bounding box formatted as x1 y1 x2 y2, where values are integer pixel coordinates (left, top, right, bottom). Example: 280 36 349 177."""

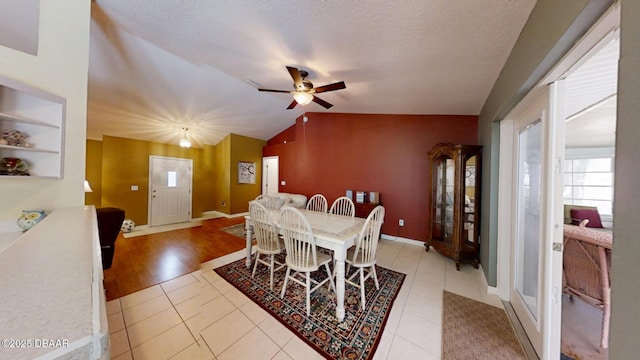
167 171 177 187
563 158 614 215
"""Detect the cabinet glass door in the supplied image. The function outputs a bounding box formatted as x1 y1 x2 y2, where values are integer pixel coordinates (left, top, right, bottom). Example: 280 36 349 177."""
432 155 455 244
463 155 477 245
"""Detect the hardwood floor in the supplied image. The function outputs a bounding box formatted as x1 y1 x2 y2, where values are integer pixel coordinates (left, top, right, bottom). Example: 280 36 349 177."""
103 216 246 301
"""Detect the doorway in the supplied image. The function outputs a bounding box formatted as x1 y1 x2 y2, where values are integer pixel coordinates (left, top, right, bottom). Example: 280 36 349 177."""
148 156 193 227
262 156 279 196
497 5 619 359
559 30 618 360
501 81 566 358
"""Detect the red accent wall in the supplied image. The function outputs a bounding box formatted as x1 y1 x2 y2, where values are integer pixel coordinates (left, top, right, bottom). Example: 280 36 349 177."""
263 112 478 241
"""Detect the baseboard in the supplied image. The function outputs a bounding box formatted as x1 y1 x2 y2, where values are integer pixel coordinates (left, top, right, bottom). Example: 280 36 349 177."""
205 211 248 219
197 211 225 220
478 264 504 299
380 233 424 247
133 224 149 231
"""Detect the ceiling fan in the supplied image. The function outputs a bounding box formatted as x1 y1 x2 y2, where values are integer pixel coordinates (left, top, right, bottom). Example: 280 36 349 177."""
258 66 346 109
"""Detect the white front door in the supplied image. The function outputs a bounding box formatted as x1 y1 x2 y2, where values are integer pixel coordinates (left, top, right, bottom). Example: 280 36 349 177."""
262 156 279 196
506 83 565 358
149 156 193 227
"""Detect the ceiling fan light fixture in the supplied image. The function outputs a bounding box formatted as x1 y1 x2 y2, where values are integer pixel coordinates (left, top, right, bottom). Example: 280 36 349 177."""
293 91 313 106
179 128 191 148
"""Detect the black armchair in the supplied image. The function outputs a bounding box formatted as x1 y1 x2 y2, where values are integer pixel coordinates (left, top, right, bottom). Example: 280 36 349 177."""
96 207 125 270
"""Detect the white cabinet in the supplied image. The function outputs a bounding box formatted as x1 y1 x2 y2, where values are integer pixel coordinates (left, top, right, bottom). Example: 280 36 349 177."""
0 77 65 178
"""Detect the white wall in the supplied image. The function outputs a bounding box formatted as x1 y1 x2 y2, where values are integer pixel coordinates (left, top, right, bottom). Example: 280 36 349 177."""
0 1 91 219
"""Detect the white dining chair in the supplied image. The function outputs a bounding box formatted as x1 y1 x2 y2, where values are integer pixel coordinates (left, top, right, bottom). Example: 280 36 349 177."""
249 202 286 290
253 194 277 209
306 194 328 213
329 196 355 217
344 205 385 309
279 206 335 316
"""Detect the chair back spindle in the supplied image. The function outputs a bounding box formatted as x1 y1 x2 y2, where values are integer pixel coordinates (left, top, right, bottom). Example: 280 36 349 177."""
330 196 355 217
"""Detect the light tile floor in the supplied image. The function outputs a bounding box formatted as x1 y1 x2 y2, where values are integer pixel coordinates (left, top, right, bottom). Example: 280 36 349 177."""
108 239 502 359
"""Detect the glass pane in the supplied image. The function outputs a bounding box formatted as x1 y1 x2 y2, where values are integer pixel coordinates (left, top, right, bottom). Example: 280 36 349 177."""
564 159 572 173
571 186 612 200
574 200 613 215
516 121 541 319
572 172 613 186
563 173 573 186
167 171 177 187
464 156 477 243
572 158 612 172
432 156 454 242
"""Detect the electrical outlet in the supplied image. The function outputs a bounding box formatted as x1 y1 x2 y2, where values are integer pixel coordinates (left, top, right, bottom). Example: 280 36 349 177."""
221 201 226 207
399 219 404 227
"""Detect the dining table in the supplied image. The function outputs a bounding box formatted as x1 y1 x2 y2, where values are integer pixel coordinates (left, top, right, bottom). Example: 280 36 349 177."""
245 207 365 322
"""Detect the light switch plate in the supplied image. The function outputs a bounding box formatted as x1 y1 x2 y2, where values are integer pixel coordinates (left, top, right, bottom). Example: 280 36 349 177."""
131 185 139 191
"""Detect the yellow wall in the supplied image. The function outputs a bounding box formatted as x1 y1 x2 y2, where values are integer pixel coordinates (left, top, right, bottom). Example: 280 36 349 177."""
85 139 102 207
100 135 208 225
230 134 265 214
87 134 265 223
212 136 231 213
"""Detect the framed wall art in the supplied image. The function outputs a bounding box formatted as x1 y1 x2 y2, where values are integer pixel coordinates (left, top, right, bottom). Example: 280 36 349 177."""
238 161 256 184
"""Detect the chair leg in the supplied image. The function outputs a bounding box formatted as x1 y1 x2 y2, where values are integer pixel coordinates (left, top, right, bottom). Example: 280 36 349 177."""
324 263 336 293
252 252 260 278
371 265 379 289
306 272 311 316
360 268 366 309
269 255 275 290
601 288 611 351
280 267 291 299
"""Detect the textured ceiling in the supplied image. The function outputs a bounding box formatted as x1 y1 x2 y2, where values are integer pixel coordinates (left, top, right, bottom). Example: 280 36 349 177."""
86 0 536 146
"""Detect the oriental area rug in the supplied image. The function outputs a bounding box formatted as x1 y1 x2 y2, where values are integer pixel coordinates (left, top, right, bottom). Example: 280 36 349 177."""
442 290 526 360
220 223 254 241
214 255 405 360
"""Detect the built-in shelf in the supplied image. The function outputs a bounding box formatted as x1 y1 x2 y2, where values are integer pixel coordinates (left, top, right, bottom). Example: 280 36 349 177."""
0 75 65 179
0 143 59 153
0 111 61 128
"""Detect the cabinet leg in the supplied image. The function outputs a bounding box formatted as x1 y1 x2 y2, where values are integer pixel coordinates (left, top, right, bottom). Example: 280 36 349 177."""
473 260 479 269
455 261 461 271
424 243 430 252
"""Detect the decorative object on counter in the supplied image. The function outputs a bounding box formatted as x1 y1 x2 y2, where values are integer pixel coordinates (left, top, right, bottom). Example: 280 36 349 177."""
2 129 30 147
121 219 135 233
0 157 30 176
17 210 46 231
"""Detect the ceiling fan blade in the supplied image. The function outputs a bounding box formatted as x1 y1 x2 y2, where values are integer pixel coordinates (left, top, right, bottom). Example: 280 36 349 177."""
286 66 303 88
258 88 291 93
312 96 333 109
286 99 298 109
313 81 346 94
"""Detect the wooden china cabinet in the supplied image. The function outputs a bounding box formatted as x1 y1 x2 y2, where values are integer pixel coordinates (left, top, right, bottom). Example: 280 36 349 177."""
425 143 482 270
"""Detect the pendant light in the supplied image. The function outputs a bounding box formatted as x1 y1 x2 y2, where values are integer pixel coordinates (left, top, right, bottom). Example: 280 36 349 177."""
179 128 191 148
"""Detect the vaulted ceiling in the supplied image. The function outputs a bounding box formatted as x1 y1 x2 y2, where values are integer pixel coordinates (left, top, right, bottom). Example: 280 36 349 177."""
85 0 536 147
1 1 619 150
